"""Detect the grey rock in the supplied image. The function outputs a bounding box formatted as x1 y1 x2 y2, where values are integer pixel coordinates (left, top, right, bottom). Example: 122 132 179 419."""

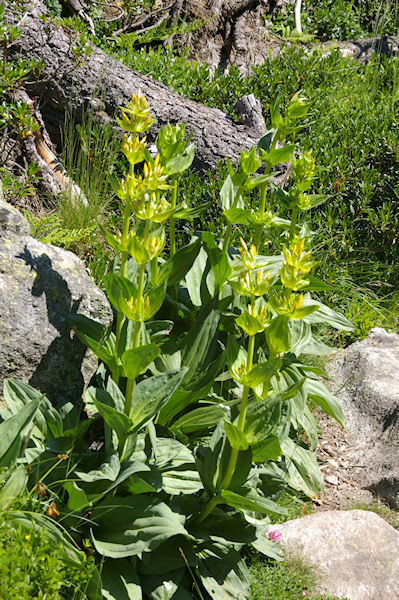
0 186 31 237
326 328 399 508
0 199 112 407
275 510 399 600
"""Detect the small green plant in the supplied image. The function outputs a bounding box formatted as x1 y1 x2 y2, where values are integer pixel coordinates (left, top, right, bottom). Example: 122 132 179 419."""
1 89 353 598
0 518 95 599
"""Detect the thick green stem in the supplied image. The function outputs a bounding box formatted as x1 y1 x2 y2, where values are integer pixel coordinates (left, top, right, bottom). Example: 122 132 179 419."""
223 188 242 254
197 332 255 523
254 133 280 250
113 205 131 385
124 220 150 417
290 206 299 240
169 178 178 257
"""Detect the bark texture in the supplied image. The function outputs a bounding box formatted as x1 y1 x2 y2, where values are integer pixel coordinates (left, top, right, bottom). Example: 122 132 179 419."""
7 1 267 172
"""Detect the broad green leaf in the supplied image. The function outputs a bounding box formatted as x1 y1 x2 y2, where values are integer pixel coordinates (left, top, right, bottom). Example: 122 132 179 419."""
102 558 142 600
265 316 291 354
185 247 210 307
305 378 345 427
304 301 355 330
236 310 265 336
244 358 282 388
263 144 295 167
64 481 90 511
297 405 319 450
171 403 226 434
252 536 283 561
68 314 118 374
173 202 212 220
75 452 120 482
281 438 324 499
130 369 187 430
219 174 241 211
91 496 188 558
203 232 232 288
139 536 197 575
165 143 195 175
223 207 254 226
3 379 62 439
122 344 160 380
91 397 132 442
192 509 257 545
150 438 203 495
198 546 249 600
289 320 312 356
141 569 192 600
0 400 39 468
0 465 28 509
251 435 282 463
244 396 281 446
221 488 287 516
84 386 125 418
157 239 201 286
224 421 248 451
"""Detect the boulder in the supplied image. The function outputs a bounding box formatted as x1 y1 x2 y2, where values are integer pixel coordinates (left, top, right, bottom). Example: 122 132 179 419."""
274 510 399 600
0 194 112 407
326 328 399 508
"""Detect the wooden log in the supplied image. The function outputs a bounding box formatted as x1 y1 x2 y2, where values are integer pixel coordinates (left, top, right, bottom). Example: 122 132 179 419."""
8 1 267 172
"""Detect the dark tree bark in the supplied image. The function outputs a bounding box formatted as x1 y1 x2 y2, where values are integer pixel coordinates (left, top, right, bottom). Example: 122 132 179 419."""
6 1 269 173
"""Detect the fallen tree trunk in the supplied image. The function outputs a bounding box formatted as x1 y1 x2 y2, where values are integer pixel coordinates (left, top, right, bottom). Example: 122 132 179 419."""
7 1 267 172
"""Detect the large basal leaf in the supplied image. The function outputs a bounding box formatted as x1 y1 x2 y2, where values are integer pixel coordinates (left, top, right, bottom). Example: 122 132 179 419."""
101 558 142 600
75 452 121 483
0 399 39 468
252 535 284 561
198 546 249 600
129 369 187 430
151 437 203 495
192 509 257 546
3 379 62 439
280 438 324 499
251 435 282 463
221 488 287 516
304 301 355 330
91 496 188 558
305 378 345 427
171 403 226 434
138 535 197 576
0 465 28 509
141 569 187 600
